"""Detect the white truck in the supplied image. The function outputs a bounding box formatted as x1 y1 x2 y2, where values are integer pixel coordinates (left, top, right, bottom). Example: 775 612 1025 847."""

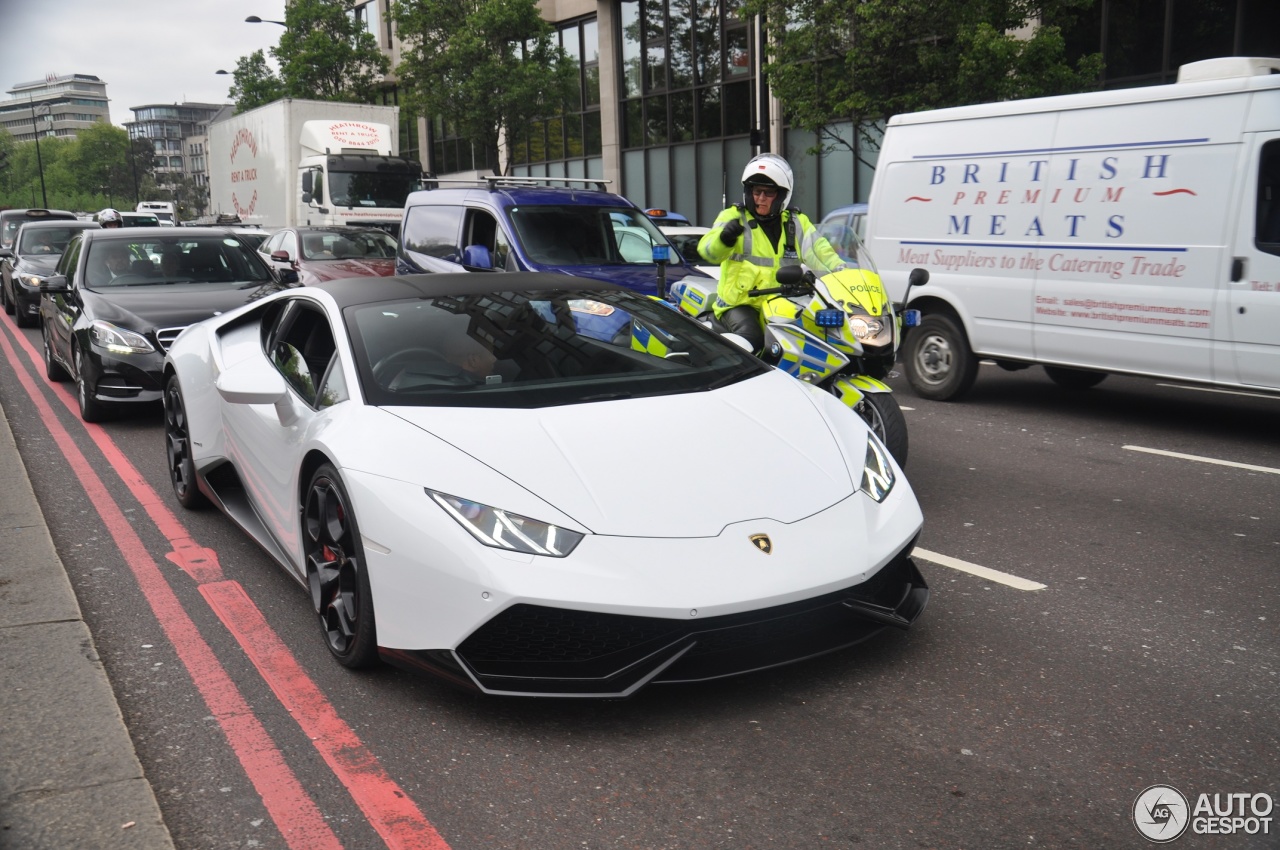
866 57 1280 400
207 98 423 232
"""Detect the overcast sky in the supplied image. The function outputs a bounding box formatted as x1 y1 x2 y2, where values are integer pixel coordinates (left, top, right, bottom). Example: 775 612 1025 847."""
0 0 289 126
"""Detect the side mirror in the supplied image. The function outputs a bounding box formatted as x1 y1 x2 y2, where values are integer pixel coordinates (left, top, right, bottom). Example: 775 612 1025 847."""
270 250 291 263
0 248 13 259
722 332 755 353
278 268 300 285
908 267 929 288
775 265 806 286
216 362 299 426
39 274 69 293
301 171 313 194
462 244 493 270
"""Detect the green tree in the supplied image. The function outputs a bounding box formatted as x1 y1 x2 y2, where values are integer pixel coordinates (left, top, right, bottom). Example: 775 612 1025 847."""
227 50 286 113
742 0 1104 159
392 0 577 173
275 0 390 101
227 0 390 112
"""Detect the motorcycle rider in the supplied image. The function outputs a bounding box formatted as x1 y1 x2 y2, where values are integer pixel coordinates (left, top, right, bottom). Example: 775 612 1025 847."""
697 153 840 354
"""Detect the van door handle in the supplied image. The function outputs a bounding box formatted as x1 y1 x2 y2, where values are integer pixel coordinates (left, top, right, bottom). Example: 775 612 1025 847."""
1231 257 1245 282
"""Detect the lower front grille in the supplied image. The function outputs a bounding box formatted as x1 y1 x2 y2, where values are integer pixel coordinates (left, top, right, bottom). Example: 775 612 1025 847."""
439 538 928 696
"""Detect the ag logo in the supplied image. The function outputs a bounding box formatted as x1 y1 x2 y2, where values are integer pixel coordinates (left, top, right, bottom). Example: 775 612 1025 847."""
749 534 772 554
1133 785 1189 842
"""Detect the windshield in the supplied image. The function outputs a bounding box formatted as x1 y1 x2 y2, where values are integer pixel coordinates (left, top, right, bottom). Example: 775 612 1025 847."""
509 206 676 267
348 287 768 409
84 235 275 288
299 229 397 261
806 222 879 277
328 171 419 208
19 226 87 256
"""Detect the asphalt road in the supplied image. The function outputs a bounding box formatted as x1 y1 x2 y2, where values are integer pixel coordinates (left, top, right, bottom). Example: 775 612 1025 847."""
1 311 1276 849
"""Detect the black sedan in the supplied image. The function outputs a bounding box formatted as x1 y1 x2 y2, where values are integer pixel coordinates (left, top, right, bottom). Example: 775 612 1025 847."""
2 219 100 328
39 228 295 421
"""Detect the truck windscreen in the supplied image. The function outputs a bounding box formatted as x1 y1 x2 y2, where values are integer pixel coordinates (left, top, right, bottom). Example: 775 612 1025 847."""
329 170 419 209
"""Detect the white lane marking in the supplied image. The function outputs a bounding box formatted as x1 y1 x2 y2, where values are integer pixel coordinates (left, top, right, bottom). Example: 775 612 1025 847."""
1123 445 1280 475
1154 383 1280 401
914 548 1047 591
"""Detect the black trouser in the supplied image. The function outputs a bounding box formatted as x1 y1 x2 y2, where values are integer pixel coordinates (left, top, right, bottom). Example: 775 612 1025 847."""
718 305 764 354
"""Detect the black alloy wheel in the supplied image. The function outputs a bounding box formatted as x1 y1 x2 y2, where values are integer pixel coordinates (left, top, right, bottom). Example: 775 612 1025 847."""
164 375 207 509
73 342 107 422
42 324 67 382
304 464 378 668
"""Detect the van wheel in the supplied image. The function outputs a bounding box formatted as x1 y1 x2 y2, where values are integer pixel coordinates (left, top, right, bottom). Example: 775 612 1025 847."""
903 314 978 401
1044 365 1107 390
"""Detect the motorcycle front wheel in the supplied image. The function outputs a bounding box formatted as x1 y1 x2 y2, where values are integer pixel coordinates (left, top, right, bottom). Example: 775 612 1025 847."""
852 391 909 469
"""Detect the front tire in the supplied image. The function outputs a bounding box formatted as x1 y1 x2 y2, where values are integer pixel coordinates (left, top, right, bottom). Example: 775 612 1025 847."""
1043 365 1107 390
1 280 13 315
164 375 208 509
854 391 909 468
903 314 978 401
304 464 378 669
73 342 108 423
42 324 67 382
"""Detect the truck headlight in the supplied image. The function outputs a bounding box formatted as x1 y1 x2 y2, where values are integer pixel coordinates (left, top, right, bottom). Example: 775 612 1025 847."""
90 320 155 354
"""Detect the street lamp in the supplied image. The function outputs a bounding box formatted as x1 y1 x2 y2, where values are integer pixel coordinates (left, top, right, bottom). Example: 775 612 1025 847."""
245 16 287 26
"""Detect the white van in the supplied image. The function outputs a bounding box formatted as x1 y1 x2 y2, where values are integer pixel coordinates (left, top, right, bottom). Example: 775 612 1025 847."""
136 201 177 225
866 56 1280 400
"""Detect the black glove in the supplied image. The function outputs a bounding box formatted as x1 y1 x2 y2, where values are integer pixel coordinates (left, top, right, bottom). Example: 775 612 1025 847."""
718 219 745 246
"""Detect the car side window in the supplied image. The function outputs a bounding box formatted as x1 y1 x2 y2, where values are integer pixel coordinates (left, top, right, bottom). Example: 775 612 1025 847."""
402 204 465 263
267 300 346 409
282 231 299 260
59 238 83 287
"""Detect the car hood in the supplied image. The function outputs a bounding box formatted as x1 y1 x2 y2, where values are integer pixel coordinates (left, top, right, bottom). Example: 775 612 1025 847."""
303 258 396 281
81 282 283 330
384 372 858 537
16 255 61 275
533 263 710 297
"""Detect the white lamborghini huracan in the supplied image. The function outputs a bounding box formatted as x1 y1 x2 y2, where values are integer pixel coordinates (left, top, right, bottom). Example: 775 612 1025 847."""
163 273 927 697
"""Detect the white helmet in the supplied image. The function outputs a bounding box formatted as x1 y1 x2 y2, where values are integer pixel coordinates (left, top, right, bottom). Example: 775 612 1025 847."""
741 153 793 219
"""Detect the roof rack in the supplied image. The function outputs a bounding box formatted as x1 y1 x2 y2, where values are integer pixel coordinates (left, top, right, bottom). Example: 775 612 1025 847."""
426 175 612 192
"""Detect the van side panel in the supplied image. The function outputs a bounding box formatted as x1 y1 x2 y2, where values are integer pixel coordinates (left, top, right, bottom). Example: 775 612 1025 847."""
869 76 1280 393
1031 95 1244 382
870 111 1061 361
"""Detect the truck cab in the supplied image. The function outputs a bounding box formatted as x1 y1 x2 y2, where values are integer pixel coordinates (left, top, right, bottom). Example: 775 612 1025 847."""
396 178 712 296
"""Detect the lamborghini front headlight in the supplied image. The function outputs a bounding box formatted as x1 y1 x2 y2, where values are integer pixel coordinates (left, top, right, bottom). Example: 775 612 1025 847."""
859 433 896 502
427 490 585 557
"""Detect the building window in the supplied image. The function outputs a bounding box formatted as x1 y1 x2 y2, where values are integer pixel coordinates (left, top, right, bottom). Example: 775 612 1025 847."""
508 16 602 167
619 0 755 151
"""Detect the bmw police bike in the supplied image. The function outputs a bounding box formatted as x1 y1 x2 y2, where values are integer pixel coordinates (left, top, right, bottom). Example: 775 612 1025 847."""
668 225 927 467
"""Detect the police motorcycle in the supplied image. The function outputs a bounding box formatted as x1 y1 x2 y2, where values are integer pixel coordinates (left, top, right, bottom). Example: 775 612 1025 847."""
668 225 927 467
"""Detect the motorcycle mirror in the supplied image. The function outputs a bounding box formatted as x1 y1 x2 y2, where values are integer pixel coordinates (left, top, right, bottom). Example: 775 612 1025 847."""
908 267 929 287
721 332 755 353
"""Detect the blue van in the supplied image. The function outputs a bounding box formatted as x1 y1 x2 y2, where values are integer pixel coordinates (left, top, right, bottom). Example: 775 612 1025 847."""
396 179 711 296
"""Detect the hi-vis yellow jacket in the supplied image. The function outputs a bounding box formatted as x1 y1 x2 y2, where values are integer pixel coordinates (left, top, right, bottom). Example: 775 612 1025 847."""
697 206 830 316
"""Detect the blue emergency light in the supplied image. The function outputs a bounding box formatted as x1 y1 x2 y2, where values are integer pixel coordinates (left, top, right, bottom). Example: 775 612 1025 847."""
652 245 672 263
814 308 844 327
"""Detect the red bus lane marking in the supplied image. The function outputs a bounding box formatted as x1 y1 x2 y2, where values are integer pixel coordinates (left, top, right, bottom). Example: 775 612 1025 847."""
1 326 451 850
0 327 342 850
201 581 451 850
